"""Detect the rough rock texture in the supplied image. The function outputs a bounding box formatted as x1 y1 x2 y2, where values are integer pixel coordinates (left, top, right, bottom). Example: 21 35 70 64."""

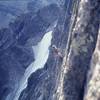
57 0 100 100
0 0 100 100
15 0 100 100
84 27 100 100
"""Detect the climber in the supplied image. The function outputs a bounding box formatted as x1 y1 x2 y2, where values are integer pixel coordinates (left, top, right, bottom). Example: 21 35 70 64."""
52 45 63 58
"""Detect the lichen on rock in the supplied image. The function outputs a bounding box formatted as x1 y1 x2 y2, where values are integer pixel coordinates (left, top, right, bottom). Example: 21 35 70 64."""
71 34 94 55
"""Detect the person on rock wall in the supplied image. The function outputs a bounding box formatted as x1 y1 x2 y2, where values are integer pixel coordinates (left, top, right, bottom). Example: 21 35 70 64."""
52 44 63 59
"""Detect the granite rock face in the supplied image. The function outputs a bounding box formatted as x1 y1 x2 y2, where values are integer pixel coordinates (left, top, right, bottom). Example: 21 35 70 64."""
59 0 100 100
0 0 100 100
19 0 100 100
84 27 100 100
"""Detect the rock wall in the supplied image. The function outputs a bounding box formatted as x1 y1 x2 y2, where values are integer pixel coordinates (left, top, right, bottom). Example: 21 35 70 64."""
0 0 100 100
57 0 100 100
84 27 100 100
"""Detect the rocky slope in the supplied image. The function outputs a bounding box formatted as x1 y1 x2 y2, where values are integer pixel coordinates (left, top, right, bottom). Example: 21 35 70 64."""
0 0 100 100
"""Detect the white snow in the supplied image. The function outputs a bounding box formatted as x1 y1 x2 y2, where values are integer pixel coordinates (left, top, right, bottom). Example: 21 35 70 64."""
14 31 52 100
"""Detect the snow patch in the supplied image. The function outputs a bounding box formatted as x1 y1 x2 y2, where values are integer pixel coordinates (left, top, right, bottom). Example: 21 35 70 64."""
14 31 52 100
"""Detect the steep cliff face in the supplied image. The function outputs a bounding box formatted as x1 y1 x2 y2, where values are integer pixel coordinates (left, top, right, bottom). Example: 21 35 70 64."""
20 0 100 100
0 0 100 100
84 27 100 100
57 0 100 100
